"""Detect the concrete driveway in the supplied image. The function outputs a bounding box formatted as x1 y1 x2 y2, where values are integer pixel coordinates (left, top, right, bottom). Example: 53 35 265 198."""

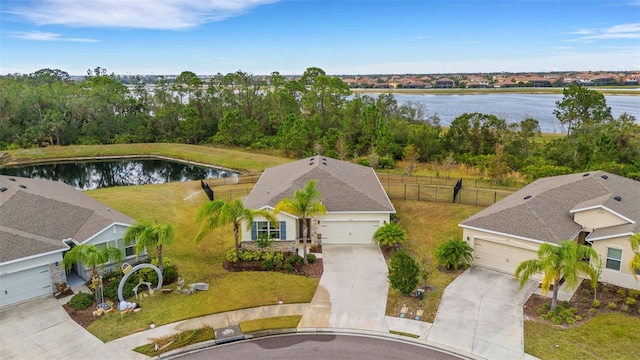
426 266 537 360
298 244 389 332
0 296 145 360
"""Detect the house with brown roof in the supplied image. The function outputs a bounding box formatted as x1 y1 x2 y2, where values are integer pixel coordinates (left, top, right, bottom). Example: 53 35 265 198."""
460 171 640 290
241 156 395 249
0 175 134 307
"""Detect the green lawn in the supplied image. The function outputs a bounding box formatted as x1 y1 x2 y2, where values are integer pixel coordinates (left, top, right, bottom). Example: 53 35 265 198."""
386 200 482 322
0 143 292 173
85 181 318 342
524 313 640 359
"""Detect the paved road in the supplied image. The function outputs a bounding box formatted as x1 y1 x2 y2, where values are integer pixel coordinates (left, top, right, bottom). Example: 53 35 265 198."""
168 334 469 360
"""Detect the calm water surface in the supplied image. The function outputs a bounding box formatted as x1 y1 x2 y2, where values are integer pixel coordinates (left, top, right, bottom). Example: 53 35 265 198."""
0 159 238 190
387 93 639 133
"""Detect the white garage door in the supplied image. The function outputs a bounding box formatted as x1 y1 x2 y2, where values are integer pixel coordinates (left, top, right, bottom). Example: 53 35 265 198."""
0 265 52 307
320 221 379 244
473 239 538 274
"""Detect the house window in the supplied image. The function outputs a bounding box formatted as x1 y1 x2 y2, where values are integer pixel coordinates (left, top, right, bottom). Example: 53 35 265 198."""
252 221 286 240
125 240 136 257
605 248 622 271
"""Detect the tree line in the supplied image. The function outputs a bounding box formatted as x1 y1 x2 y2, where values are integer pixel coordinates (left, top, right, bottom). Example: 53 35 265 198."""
1 66 638 180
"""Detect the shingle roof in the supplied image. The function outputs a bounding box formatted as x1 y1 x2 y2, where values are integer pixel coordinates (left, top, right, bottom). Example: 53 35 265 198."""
0 175 133 263
244 156 395 213
460 171 640 244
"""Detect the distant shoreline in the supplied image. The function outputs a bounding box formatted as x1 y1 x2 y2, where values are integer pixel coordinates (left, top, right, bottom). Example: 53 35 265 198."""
351 87 640 96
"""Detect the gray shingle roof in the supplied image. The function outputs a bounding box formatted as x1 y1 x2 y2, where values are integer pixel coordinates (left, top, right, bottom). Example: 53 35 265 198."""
244 156 395 213
460 171 640 244
0 175 133 263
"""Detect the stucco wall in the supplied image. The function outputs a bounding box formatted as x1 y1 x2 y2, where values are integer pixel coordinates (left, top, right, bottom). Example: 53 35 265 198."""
573 208 629 232
591 235 639 290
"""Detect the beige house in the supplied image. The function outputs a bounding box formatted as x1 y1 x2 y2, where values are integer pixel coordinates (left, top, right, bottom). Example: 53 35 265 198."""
241 156 395 250
0 175 134 307
460 171 640 290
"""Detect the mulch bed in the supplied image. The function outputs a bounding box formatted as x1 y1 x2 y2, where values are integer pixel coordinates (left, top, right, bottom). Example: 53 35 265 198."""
63 303 98 329
523 280 640 327
222 258 324 278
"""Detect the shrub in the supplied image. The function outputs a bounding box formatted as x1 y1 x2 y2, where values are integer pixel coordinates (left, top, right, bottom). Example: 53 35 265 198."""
537 308 545 315
387 249 420 296
542 303 551 311
433 237 473 270
588 308 597 315
103 276 136 300
69 292 95 310
621 305 630 312
617 289 627 298
372 222 406 247
306 253 317 264
629 290 640 299
593 299 601 308
626 297 638 306
254 235 274 250
284 263 295 272
226 248 239 263
575 315 582 321
145 265 179 285
286 254 303 266
607 302 617 310
261 259 274 271
565 317 575 325
551 316 563 325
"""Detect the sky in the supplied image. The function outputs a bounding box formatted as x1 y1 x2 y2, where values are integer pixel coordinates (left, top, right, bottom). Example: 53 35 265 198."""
1 0 639 76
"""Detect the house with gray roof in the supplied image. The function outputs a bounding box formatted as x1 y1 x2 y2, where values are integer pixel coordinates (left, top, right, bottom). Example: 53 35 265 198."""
0 175 134 307
460 171 640 289
241 155 395 249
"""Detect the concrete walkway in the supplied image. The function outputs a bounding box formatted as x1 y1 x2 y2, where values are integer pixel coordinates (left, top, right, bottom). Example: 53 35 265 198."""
298 244 389 332
426 266 538 360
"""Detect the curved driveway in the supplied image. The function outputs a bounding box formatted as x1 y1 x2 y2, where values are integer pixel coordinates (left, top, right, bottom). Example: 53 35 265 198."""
298 245 389 332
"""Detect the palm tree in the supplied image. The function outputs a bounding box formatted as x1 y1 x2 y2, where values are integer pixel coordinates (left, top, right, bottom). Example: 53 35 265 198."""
372 222 406 248
62 243 124 281
274 179 326 265
433 237 473 271
123 221 175 273
195 198 276 258
515 240 599 310
630 233 640 279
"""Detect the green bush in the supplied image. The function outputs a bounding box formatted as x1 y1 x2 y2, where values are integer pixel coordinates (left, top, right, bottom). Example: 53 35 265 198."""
387 249 420 296
593 299 601 308
261 259 274 271
284 263 295 272
617 289 627 298
286 254 303 266
575 315 582 321
433 238 473 270
551 316 563 325
254 235 274 250
621 305 630 312
226 248 239 263
607 302 617 310
629 290 640 299
103 276 136 300
144 265 179 285
306 253 317 264
588 308 597 315
69 292 95 310
565 317 575 325
626 297 637 306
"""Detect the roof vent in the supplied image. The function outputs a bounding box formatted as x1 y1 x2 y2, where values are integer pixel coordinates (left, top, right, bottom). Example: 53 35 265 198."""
613 196 622 202
19 184 26 189
524 195 532 200
583 173 590 177
0 187 7 192
601 175 608 179
9 178 15 181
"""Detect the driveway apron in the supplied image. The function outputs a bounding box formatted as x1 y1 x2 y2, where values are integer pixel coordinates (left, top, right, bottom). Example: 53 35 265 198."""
0 296 145 360
426 266 537 360
299 244 389 332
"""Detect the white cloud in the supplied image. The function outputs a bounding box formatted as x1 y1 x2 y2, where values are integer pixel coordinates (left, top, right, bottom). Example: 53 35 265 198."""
10 31 99 42
7 0 280 29
568 29 595 35
574 22 640 40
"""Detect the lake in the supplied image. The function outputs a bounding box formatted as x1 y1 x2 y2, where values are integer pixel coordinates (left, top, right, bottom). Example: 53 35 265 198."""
0 159 238 190
385 93 639 133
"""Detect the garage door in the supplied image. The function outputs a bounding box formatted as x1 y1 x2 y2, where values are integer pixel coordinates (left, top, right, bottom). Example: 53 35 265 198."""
320 221 379 244
473 239 538 274
0 266 52 307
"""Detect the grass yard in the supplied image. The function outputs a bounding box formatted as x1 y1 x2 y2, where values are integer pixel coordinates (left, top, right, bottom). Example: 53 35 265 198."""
386 200 482 322
0 143 292 173
524 313 640 359
85 181 318 342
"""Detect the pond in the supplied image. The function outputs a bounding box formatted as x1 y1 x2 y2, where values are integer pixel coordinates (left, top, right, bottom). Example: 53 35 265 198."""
0 158 238 190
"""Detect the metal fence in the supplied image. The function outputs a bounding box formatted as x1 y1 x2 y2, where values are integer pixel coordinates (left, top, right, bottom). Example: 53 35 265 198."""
203 172 515 206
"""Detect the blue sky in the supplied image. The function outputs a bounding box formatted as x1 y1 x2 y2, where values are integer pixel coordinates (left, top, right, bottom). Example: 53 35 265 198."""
1 0 639 75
